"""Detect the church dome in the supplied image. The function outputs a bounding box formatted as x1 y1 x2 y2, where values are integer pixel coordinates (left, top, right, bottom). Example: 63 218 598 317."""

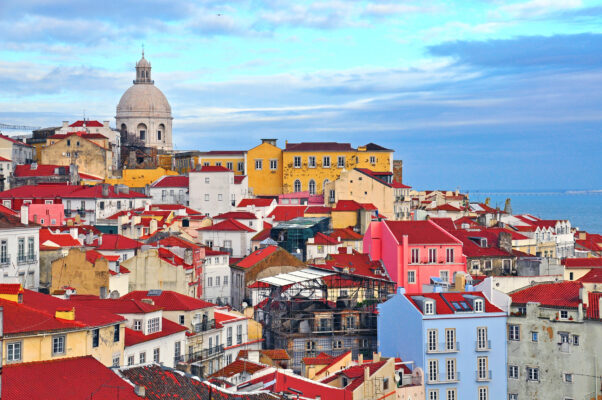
116 84 172 117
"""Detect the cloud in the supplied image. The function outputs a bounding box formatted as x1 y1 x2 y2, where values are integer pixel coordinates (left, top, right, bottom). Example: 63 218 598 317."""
362 2 441 18
254 1 358 31
493 0 582 19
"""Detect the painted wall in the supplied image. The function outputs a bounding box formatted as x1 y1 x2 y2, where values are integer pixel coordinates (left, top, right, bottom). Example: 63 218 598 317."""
105 167 178 188
0 225 40 290
51 248 110 296
41 136 111 178
122 249 192 296
247 141 283 196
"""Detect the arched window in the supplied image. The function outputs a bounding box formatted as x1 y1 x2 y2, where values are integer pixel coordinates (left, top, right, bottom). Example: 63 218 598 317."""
323 179 329 193
137 123 147 141
120 124 127 134
294 180 301 192
158 123 165 141
308 180 316 195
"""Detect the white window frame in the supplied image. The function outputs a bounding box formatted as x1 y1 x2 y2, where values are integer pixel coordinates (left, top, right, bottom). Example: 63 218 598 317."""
407 270 416 284
322 156 331 168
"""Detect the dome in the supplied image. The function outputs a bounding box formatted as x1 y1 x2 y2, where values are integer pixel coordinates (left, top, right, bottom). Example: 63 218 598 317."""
136 56 150 69
116 83 172 118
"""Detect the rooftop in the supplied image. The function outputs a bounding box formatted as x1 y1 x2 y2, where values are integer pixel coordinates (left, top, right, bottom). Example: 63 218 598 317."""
384 220 463 245
122 290 216 311
510 281 583 308
406 291 504 315
151 175 189 188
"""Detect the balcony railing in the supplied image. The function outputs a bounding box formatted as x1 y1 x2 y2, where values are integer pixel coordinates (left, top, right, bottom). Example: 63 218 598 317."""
476 370 492 381
193 319 216 333
0 254 10 266
17 254 27 264
426 342 460 353
175 344 224 364
426 372 461 384
236 335 242 344
27 252 37 262
476 340 491 351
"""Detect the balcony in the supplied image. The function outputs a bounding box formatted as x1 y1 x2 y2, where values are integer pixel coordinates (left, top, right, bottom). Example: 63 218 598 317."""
476 340 491 351
193 319 216 333
176 344 224 364
426 342 460 353
27 252 37 262
17 254 27 265
426 372 461 384
476 370 492 381
0 254 10 266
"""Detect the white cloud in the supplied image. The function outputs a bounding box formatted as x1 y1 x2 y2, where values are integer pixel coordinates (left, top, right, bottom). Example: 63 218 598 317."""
494 0 582 19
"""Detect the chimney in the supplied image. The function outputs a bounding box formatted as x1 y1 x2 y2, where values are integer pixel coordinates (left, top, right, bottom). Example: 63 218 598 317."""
144 202 150 212
62 121 69 128
98 235 103 246
358 353 363 364
393 160 403 185
69 227 78 240
103 120 110 128
134 385 146 397
247 349 260 363
579 287 589 307
364 366 370 383
184 248 193 265
150 219 158 235
20 205 29 225
102 184 109 198
372 352 381 362
31 162 38 170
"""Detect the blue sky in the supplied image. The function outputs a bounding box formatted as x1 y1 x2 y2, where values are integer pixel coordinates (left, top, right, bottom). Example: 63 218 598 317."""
0 0 601 190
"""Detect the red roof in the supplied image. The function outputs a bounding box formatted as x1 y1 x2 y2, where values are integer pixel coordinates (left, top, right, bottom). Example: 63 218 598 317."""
151 175 189 188
587 292 602 319
0 156 11 162
48 131 108 141
198 165 232 172
315 251 391 281
236 245 280 268
234 175 246 184
330 227 363 241
237 198 275 208
314 351 351 376
429 217 456 231
563 258 602 268
63 185 148 199
39 228 82 250
68 297 160 314
578 269 602 283
0 134 31 146
241 370 347 399
210 359 267 378
198 218 255 232
151 235 202 250
406 291 503 315
0 184 83 199
122 290 216 311
510 281 583 308
454 216 481 229
3 356 140 400
251 227 272 241
384 220 462 245
125 318 187 346
0 283 23 294
333 200 376 212
85 249 111 264
92 234 143 250
285 142 353 152
214 211 257 220
431 203 462 212
302 352 334 365
305 206 332 214
201 150 245 155
268 205 306 221
69 120 105 127
14 164 71 177
311 232 340 245
214 310 247 324
448 229 513 258
321 360 387 392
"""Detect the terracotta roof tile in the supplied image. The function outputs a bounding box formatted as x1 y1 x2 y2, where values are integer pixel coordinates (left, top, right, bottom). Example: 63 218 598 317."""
198 218 256 232
122 290 216 311
236 245 279 268
510 281 583 308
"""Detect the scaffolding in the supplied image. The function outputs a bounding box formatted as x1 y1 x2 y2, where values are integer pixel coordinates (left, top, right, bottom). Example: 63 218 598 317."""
254 267 396 372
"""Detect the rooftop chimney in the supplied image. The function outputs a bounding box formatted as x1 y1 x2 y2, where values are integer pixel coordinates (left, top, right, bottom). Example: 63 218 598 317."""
134 385 146 397
62 121 69 128
101 184 109 198
20 205 29 225
103 120 110 128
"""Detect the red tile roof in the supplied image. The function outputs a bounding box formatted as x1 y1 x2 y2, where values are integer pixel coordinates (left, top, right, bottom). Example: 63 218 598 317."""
3 356 140 400
563 258 602 268
315 251 391 281
68 297 160 314
448 229 513 258
330 227 363 241
384 220 462 245
406 291 503 315
333 200 376 212
429 217 456 231
69 120 105 127
578 269 602 283
214 211 257 220
242 370 346 399
199 218 255 232
122 290 216 311
302 352 335 365
39 228 82 250
236 245 280 268
321 360 387 392
305 206 332 214
262 349 290 360
48 131 108 140
214 310 247 324
198 165 232 172
63 185 149 199
252 228 272 242
210 359 268 378
151 175 189 188
234 175 246 184
267 205 306 221
14 164 72 177
85 249 112 264
238 198 275 208
510 281 583 308
0 184 83 199
0 155 11 162
311 232 341 245
0 133 31 146
0 283 23 294
93 234 143 250
125 318 187 346
587 292 602 319
285 142 354 152
314 351 351 376
431 203 462 212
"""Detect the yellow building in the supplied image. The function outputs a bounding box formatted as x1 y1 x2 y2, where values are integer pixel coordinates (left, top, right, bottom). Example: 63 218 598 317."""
198 150 246 175
40 132 112 178
0 284 125 367
247 139 283 196
105 167 178 188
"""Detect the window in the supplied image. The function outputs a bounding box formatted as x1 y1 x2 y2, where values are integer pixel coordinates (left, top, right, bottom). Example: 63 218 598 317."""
427 329 437 352
322 156 330 168
411 248 419 263
425 301 434 315
147 317 160 334
429 390 439 400
237 324 242 344
328 189 335 203
509 395 518 400
294 156 302 168
509 365 519 379
477 327 488 350
531 331 538 342
446 389 457 400
383 377 389 390
440 270 449 283
157 130 162 140
204 194 209 202
114 325 120 342
472 260 480 270
216 276 220 286
559 332 569 343
153 348 160 363
308 180 316 195
7 342 22 362
428 248 437 263
307 156 316 168
179 315 185 325
484 260 492 270
226 162 233 170
238 162 244 172
227 326 233 346
204 177 210 184
446 248 454 263
223 276 228 285
112 354 120 367
140 130 146 140
128 355 135 366
369 156 376 164
560 310 568 319
52 335 66 356
478 387 488 400
527 367 539 381
477 356 488 380
218 194 223 201
294 180 301 192
255 159 263 170
564 373 573 383
333 340 343 349
508 325 520 341
1 240 7 263
518 306 526 315
207 277 213 287
17 238 24 262
116 201 121 210
572 335 579 346
408 270 416 284
139 352 146 364
428 359 438 383
317 245 324 254
92 329 99 347
445 328 456 351
306 340 316 351
133 320 142 331
215 162 222 166
337 156 345 168
474 299 484 312
446 358 456 380
270 159 277 170
175 341 181 359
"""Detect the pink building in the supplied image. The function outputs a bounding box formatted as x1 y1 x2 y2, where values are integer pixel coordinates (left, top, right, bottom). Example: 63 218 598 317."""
26 203 65 226
363 220 466 291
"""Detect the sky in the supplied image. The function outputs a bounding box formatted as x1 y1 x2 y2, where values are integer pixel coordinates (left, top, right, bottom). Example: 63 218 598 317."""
0 0 601 190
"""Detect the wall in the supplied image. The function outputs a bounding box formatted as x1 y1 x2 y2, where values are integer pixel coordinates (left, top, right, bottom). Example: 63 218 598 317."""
41 137 110 178
189 170 237 217
124 330 186 368
105 167 178 188
247 141 283 196
122 249 191 295
332 211 360 230
0 225 41 290
50 248 110 296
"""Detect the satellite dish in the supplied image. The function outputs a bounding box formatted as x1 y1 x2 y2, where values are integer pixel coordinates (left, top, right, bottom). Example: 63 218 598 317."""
242 301 249 309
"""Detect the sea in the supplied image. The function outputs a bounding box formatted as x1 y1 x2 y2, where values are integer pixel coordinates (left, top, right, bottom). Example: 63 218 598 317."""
467 190 602 234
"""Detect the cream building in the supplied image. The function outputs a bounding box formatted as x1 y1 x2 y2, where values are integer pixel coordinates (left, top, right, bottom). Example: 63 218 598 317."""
116 52 173 151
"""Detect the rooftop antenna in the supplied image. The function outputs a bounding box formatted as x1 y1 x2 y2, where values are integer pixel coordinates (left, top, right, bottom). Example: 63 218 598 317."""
142 43 145 58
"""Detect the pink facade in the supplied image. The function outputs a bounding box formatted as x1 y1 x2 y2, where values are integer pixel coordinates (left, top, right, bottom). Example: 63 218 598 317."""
27 204 65 226
364 220 466 292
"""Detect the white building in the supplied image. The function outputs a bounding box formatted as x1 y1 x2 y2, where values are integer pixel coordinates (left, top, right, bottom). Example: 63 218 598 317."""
0 156 12 191
189 166 249 217
149 175 189 206
203 249 242 307
305 232 342 263
0 134 34 167
0 209 40 290
215 308 262 367
62 184 150 224
501 214 575 258
236 198 277 219
197 219 256 258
